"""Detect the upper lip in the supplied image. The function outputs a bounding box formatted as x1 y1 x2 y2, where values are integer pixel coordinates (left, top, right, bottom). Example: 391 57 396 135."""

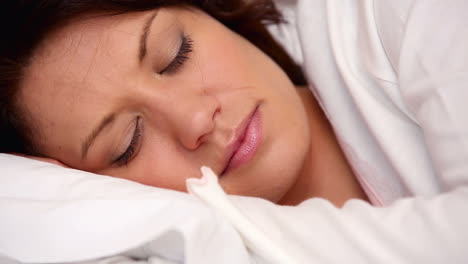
220 105 258 175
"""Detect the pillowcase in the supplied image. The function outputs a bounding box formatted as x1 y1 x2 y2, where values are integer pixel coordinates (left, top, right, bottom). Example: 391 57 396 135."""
0 154 249 263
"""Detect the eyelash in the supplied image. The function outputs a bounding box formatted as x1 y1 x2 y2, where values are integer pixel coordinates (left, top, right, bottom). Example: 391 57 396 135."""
114 117 142 166
159 34 193 75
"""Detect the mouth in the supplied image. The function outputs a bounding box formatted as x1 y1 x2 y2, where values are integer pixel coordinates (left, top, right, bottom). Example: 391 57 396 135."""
221 104 263 175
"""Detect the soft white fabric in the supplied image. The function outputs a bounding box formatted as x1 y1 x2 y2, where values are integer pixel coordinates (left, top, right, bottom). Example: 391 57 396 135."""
2 0 468 263
0 155 251 264
297 0 436 205
188 168 468 264
3 156 466 264
289 0 468 205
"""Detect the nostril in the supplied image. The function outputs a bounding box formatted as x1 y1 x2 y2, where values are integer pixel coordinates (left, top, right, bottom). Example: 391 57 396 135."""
212 105 221 120
194 135 204 148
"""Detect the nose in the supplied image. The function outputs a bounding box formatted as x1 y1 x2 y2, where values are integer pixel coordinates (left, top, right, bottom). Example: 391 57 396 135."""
156 90 220 150
178 95 220 149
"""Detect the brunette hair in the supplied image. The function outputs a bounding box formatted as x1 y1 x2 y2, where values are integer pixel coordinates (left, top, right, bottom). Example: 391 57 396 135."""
0 0 306 155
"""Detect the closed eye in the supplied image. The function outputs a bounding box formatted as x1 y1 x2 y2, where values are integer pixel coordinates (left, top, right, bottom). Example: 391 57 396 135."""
159 34 193 75
114 117 143 166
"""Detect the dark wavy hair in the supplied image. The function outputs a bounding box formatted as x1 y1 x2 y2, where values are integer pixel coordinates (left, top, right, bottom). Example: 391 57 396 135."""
0 0 306 156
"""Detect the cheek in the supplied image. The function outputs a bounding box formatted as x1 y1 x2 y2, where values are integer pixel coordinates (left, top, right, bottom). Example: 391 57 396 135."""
191 30 260 84
199 34 295 104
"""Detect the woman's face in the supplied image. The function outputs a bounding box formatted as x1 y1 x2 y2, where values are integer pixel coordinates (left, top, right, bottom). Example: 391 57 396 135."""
20 7 311 202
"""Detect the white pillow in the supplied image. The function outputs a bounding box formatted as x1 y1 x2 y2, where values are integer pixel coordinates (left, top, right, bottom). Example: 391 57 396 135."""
0 154 249 263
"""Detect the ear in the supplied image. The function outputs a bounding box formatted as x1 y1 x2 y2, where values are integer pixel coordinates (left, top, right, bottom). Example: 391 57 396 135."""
11 153 69 168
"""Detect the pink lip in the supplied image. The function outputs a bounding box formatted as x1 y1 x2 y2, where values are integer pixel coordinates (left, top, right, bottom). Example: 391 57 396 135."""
221 105 263 175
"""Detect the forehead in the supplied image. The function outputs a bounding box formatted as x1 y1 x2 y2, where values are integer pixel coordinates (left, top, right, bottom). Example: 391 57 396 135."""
28 11 145 86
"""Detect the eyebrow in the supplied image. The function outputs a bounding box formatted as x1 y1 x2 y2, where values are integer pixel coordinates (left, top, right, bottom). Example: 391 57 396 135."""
139 11 159 62
81 113 116 159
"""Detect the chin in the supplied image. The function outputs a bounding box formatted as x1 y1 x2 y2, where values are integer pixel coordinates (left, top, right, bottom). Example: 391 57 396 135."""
221 152 305 203
266 144 310 202
266 165 304 202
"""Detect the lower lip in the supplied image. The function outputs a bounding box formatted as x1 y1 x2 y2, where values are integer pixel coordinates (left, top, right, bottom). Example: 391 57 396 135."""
225 106 263 173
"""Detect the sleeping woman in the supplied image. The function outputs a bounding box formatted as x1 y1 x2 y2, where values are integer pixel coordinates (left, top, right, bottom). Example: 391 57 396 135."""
1 0 468 262
0 0 367 207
